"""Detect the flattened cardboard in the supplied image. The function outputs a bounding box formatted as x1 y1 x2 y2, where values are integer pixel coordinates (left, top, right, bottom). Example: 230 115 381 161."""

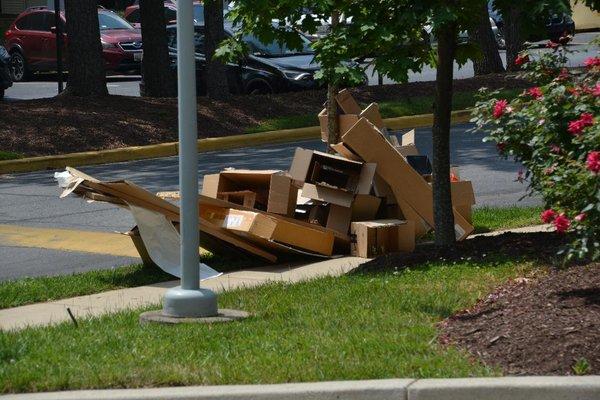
396 129 419 157
342 118 473 241
451 180 476 224
335 88 362 114
359 103 384 129
339 114 360 135
350 219 415 258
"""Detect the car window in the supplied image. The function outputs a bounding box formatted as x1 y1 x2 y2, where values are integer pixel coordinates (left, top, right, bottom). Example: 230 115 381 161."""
166 28 205 53
165 8 177 23
126 9 141 23
193 4 205 24
242 33 313 57
98 12 133 30
15 13 46 31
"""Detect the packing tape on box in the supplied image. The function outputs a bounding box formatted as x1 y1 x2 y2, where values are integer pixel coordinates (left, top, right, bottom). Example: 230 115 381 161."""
128 204 221 281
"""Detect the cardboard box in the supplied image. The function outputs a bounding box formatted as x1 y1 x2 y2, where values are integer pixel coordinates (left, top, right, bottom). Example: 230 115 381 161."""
319 110 360 142
201 206 335 256
289 148 376 194
217 190 256 208
359 103 384 130
451 180 476 224
351 194 382 221
396 129 419 157
330 142 362 161
202 169 296 215
327 204 352 234
301 182 354 207
335 88 362 114
342 118 473 241
350 219 415 258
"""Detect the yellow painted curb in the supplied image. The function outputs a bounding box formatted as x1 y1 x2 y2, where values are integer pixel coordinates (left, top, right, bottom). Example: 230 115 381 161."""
0 109 473 175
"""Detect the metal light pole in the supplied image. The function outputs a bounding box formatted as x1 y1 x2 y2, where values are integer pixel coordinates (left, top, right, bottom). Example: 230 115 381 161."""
161 0 218 318
54 0 63 93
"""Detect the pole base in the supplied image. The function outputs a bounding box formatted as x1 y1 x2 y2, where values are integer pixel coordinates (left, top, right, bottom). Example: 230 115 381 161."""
140 308 249 325
162 286 218 318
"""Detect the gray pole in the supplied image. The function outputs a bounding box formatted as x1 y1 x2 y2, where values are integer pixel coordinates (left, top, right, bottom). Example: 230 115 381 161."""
161 0 218 318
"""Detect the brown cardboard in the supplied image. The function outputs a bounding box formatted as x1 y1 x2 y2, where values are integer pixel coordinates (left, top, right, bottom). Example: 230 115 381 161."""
301 183 354 208
350 219 415 258
335 88 362 114
289 148 375 194
330 142 362 161
217 190 256 208
202 169 295 214
201 205 335 256
267 174 298 217
396 129 419 157
327 204 352 234
359 103 385 129
339 114 360 135
451 180 476 224
319 110 360 142
342 118 473 241
351 194 382 221
318 108 328 142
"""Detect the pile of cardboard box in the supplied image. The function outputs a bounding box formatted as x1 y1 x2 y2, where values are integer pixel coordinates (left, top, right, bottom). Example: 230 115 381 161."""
56 89 475 266
199 89 475 260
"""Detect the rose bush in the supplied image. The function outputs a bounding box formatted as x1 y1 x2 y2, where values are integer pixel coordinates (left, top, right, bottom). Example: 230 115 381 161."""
471 43 600 260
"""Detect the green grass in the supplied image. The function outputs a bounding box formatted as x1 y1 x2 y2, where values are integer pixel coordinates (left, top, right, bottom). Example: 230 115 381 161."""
0 151 23 161
0 253 259 310
0 206 542 311
244 88 522 134
0 256 537 393
472 205 542 233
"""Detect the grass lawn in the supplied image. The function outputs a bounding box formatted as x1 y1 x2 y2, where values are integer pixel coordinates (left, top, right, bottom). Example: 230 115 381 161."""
0 255 538 393
0 151 23 161
245 88 521 134
0 205 542 311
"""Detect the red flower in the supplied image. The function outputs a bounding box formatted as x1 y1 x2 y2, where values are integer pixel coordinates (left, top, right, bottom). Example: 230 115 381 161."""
540 209 557 223
527 87 543 99
546 41 560 49
496 142 506 153
556 68 570 82
567 87 580 97
575 213 587 222
568 113 594 135
584 57 600 68
515 54 529 66
587 151 600 173
553 213 571 233
593 83 600 97
493 99 509 119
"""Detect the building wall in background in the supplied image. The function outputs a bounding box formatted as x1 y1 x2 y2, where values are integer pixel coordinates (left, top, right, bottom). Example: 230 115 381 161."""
1 0 46 15
571 1 600 30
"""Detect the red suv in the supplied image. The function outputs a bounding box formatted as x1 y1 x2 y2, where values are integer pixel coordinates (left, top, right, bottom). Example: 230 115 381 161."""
4 7 143 82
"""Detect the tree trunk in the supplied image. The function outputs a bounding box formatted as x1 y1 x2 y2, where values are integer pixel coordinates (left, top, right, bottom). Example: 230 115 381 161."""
204 0 230 100
63 0 107 96
470 1 504 75
432 22 457 248
326 10 340 152
504 5 522 72
139 0 176 97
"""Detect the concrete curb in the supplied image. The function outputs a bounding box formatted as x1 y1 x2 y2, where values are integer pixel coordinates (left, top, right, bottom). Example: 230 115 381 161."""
2 377 599 400
0 109 472 175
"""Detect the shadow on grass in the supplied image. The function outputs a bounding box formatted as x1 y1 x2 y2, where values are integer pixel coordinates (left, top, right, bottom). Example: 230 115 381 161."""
354 231 584 276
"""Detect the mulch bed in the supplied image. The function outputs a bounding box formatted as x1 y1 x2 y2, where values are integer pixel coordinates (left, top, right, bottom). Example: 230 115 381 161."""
0 73 529 157
440 263 600 375
357 231 600 375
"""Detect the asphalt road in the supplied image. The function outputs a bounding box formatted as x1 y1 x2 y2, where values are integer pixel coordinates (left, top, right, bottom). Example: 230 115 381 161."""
0 123 541 281
3 33 598 100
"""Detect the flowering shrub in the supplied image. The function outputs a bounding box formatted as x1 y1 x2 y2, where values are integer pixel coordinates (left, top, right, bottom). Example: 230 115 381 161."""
472 43 600 260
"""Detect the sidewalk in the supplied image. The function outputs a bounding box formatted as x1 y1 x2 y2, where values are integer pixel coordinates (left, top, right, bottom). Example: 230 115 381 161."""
0 224 552 332
0 256 366 331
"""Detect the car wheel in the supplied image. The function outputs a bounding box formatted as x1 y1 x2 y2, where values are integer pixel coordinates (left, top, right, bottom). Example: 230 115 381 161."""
9 51 29 82
247 81 272 95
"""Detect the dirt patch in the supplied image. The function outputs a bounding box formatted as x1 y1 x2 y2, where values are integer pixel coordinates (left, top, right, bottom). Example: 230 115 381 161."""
440 263 600 375
0 73 529 157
